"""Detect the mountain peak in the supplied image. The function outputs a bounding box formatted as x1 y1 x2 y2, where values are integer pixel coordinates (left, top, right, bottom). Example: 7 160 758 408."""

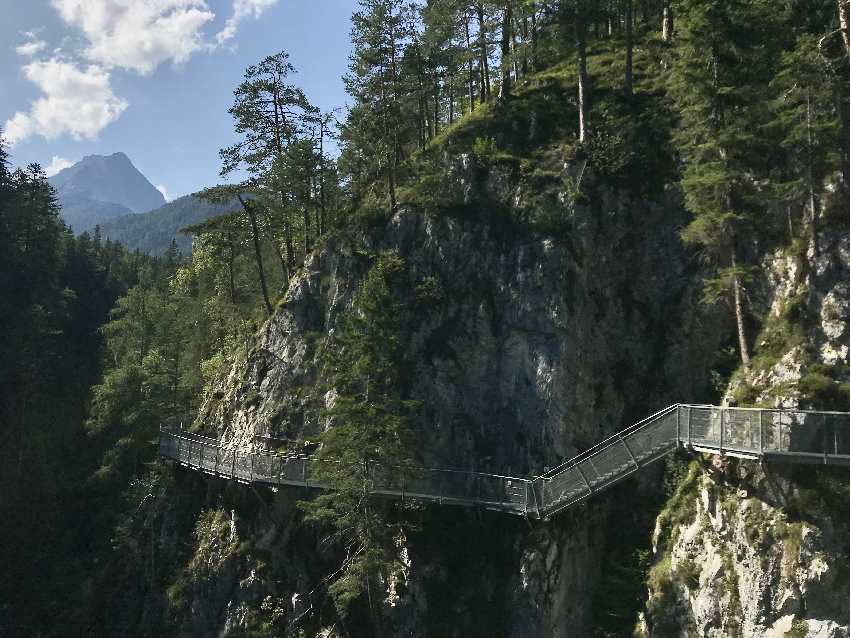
48 152 166 232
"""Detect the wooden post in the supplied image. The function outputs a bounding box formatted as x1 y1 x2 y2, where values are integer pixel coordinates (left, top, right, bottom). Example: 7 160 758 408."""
250 453 255 482
758 410 764 455
215 446 220 475
231 450 236 478
686 406 692 447
720 408 725 454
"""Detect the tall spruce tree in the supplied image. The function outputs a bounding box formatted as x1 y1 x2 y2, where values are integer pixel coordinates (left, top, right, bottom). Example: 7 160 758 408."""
301 253 417 624
342 0 412 212
670 0 780 369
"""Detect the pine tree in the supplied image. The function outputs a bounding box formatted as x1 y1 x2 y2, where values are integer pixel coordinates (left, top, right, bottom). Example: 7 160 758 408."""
342 0 412 212
301 253 417 623
669 0 781 369
771 34 841 242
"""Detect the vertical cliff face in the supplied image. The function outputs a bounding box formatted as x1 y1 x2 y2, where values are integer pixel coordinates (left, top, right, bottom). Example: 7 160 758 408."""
188 163 725 635
642 222 850 638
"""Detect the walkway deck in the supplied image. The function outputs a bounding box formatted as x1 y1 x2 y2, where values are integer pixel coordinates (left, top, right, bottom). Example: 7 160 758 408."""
159 404 850 519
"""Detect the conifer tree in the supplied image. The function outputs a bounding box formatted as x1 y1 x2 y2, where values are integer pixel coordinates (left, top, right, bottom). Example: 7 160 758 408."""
343 0 412 212
670 0 780 369
301 253 417 623
772 34 840 241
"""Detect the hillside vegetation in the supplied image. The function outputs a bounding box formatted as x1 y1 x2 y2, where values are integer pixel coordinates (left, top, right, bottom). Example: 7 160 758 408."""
1 0 849 636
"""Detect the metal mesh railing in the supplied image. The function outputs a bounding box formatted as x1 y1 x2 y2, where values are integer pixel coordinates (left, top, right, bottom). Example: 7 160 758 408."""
159 427 532 514
160 404 850 519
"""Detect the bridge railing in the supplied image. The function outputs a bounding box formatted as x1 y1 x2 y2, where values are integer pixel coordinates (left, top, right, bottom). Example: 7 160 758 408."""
161 405 850 520
532 405 681 517
679 405 850 461
159 427 533 514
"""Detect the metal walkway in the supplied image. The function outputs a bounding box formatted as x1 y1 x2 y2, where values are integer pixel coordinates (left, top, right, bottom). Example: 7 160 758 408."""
159 404 850 519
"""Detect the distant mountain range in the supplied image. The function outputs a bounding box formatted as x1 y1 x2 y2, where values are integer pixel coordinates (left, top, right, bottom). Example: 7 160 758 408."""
49 152 166 232
99 195 238 256
48 152 236 255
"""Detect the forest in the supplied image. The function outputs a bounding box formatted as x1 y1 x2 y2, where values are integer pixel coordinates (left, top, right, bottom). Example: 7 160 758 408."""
2 0 850 635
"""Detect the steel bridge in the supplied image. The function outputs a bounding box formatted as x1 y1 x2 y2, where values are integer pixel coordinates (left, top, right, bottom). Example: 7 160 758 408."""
159 404 850 520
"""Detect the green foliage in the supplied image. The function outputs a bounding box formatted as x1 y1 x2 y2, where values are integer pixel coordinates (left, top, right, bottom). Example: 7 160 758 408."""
300 252 418 619
99 194 238 255
785 618 809 638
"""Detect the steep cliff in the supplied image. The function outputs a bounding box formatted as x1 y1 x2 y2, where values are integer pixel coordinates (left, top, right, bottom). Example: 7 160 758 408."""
179 151 726 635
642 213 850 637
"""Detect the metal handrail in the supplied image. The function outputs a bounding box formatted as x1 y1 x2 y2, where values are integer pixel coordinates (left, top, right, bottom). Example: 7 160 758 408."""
160 404 850 519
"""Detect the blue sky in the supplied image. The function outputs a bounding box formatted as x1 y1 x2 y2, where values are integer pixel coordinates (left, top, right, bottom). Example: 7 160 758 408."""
1 1 358 200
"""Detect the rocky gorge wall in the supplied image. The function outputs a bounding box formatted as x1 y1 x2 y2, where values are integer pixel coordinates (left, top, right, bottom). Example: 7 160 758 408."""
183 162 728 636
641 222 850 638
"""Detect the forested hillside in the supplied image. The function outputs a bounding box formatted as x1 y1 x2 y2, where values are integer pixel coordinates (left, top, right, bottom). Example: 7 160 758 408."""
1 0 849 636
99 194 241 256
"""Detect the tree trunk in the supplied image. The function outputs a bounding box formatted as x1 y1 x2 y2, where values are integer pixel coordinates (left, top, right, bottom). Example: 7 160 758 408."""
477 3 491 101
521 11 529 76
575 5 590 144
662 0 673 42
624 0 633 95
839 0 850 56
238 195 273 316
500 1 513 98
530 2 538 72
227 232 236 305
434 79 440 136
805 90 820 235
465 14 476 111
731 250 751 369
319 120 326 235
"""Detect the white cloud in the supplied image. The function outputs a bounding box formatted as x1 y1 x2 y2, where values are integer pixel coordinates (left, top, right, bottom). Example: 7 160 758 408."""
156 184 172 201
215 0 278 45
16 38 47 57
4 59 128 145
45 155 75 176
50 0 216 75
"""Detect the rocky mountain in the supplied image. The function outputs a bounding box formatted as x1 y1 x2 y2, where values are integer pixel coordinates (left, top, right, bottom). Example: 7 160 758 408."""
99 195 239 256
640 223 850 637
187 152 728 636
49 152 165 232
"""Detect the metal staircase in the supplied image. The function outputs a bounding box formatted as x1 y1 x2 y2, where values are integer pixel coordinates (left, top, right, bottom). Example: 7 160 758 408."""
160 404 850 520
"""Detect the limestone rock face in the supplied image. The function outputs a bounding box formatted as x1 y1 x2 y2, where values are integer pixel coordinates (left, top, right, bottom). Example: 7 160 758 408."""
642 462 850 638
195 180 722 635
644 222 850 638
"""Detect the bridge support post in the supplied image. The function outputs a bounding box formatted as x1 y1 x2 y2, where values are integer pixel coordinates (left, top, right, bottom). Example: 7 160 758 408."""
524 482 529 516
720 408 725 455
824 414 829 464
620 435 639 469
576 465 593 495
686 406 692 448
676 406 681 446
